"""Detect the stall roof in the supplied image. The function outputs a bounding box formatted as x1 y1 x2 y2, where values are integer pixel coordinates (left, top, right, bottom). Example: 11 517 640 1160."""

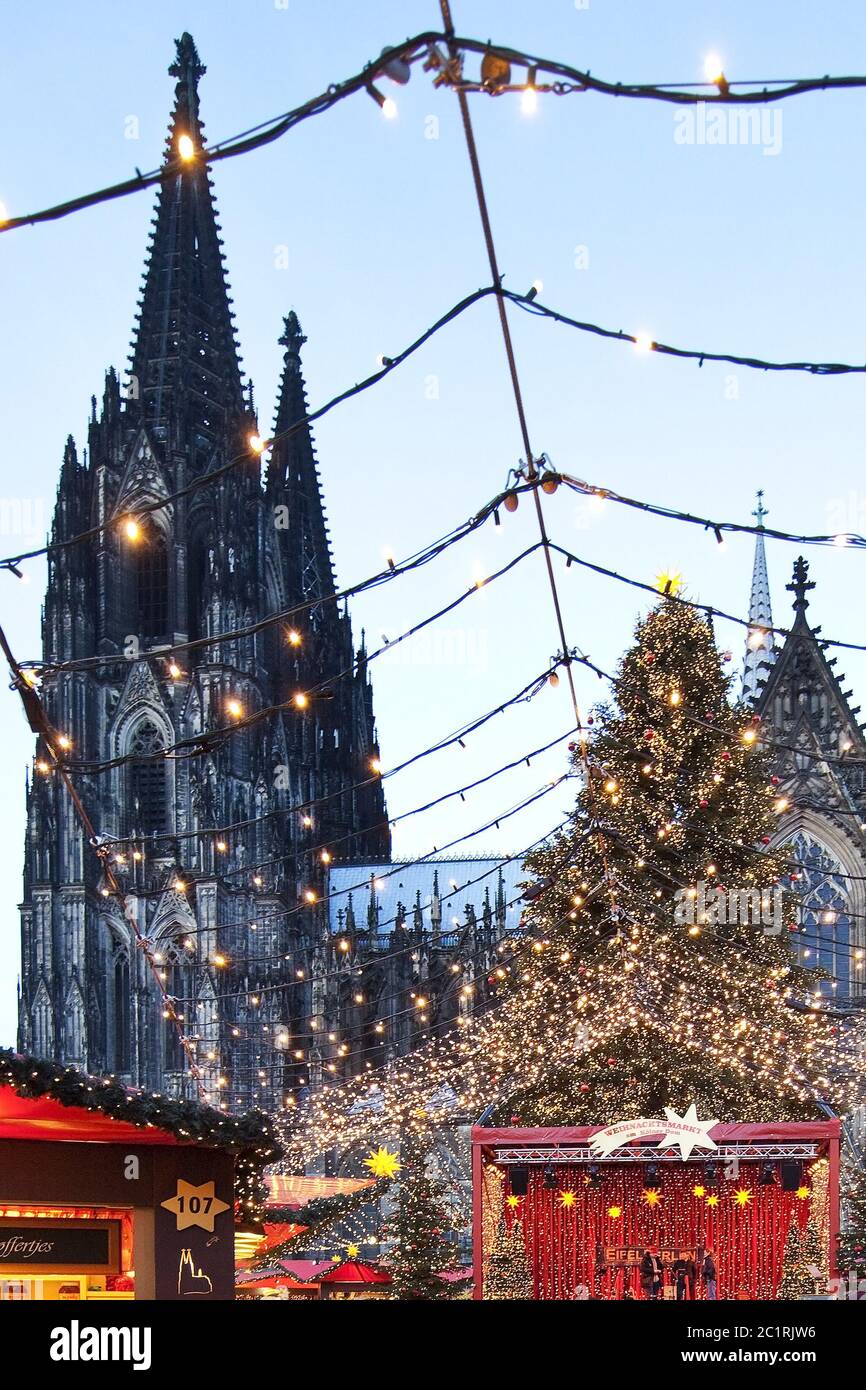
319 1260 391 1285
0 1086 190 1146
0 1050 281 1162
265 1174 376 1207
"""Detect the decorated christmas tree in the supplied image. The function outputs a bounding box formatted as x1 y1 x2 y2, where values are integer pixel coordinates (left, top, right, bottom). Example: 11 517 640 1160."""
778 1217 823 1299
496 597 851 1125
837 1161 866 1283
382 1136 454 1300
484 1217 534 1299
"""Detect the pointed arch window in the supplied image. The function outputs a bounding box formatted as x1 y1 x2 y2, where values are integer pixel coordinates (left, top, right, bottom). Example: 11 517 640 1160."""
32 983 54 1058
791 832 852 994
114 950 131 1071
129 720 167 838
134 521 169 637
163 941 189 1073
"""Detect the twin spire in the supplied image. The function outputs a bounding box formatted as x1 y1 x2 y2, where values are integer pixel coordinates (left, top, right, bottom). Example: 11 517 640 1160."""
127 34 313 484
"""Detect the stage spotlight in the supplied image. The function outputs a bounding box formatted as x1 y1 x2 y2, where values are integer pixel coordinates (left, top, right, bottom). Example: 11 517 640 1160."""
645 1163 661 1190
760 1163 777 1186
704 1162 719 1187
511 1166 529 1197
543 1164 558 1190
588 1162 602 1188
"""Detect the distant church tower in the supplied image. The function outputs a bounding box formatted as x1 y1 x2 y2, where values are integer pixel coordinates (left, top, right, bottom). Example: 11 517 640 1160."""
743 499 866 1002
17 35 389 1107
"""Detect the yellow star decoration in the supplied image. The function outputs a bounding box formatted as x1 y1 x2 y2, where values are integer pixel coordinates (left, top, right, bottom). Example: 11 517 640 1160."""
642 1189 662 1208
558 1190 577 1208
733 1188 753 1208
159 1179 229 1233
655 568 684 598
363 1146 401 1180
506 1194 522 1209
706 1194 719 1208
607 1205 622 1219
346 1244 360 1258
331 1255 341 1263
693 1185 706 1198
796 1186 811 1201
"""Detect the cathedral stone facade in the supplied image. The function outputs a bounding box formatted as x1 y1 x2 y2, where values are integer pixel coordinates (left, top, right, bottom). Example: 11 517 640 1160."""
17 35 390 1110
744 501 866 1004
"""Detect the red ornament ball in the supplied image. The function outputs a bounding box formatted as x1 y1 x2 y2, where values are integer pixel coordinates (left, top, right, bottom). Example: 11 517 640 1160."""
761 836 770 845
721 751 731 761
568 741 577 752
580 1083 590 1092
645 653 655 663
771 775 780 786
699 799 709 808
644 729 655 741
607 1058 617 1066
587 716 594 726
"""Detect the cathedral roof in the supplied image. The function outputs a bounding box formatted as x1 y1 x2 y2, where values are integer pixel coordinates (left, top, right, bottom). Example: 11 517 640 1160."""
326 858 524 938
756 554 866 819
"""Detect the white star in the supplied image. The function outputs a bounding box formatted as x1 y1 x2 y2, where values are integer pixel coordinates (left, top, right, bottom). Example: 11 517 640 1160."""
657 1104 718 1160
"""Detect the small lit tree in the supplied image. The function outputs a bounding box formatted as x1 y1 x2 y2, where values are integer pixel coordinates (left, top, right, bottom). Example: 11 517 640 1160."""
382 1136 453 1300
484 1217 534 1299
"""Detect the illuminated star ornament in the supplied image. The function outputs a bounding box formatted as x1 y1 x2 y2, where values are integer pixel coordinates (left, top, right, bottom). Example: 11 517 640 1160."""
506 1194 522 1209
642 1189 663 1208
607 1205 622 1219
706 1194 719 1208
693 1185 706 1198
655 568 684 598
346 1244 360 1258
796 1186 811 1201
733 1188 753 1208
363 1145 401 1180
558 1190 577 1208
658 1104 719 1160
159 1179 229 1233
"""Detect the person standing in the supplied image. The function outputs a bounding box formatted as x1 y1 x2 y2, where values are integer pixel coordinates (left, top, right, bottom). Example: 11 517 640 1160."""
640 1248 663 1300
702 1249 717 1300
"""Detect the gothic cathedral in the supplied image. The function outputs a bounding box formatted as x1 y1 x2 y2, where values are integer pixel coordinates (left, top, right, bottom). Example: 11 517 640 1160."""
17 35 389 1109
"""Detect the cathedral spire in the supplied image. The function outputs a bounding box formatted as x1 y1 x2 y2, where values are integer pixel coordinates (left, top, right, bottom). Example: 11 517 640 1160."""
127 33 244 454
266 312 336 600
742 490 776 704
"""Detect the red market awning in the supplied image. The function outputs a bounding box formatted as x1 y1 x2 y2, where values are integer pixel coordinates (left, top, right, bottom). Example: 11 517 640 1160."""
278 1259 335 1281
235 1271 312 1291
265 1174 376 1208
0 1086 186 1145
319 1260 391 1285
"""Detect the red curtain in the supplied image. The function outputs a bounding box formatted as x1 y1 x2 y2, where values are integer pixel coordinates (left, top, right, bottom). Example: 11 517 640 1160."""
506 1162 811 1300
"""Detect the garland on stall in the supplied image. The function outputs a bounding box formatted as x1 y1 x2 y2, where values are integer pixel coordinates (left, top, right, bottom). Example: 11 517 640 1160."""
250 1177 391 1267
0 1050 282 1220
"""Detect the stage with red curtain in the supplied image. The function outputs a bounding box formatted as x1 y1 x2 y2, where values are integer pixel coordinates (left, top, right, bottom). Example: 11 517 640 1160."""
472 1122 840 1301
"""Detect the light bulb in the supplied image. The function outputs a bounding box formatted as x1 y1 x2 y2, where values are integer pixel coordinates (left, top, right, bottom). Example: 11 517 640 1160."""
633 333 654 354
521 85 538 115
123 517 141 541
177 133 196 161
226 698 243 718
704 53 724 84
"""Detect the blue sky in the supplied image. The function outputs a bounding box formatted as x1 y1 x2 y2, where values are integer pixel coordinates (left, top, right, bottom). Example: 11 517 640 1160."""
1 0 865 1044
